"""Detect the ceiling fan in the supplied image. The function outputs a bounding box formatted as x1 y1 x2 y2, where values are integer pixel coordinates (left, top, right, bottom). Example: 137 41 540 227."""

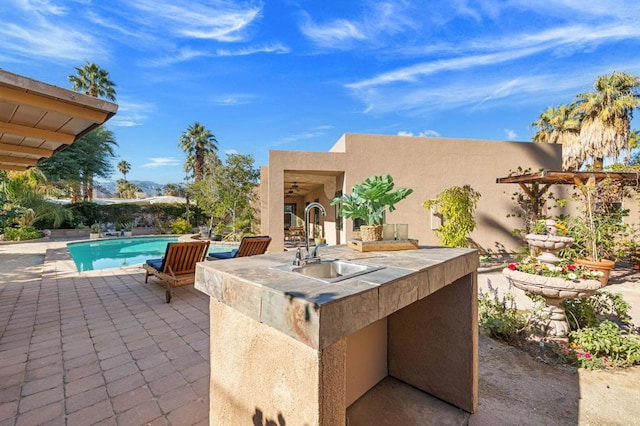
285 182 301 197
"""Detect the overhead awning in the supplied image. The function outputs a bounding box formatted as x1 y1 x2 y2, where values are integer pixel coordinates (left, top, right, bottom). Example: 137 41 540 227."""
496 170 640 187
0 69 118 171
496 169 640 218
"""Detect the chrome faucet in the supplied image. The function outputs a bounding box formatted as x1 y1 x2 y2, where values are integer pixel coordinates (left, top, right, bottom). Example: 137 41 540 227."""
299 201 326 264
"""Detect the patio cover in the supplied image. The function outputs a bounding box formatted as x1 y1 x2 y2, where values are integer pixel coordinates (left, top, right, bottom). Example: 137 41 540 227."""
496 170 640 217
0 69 118 171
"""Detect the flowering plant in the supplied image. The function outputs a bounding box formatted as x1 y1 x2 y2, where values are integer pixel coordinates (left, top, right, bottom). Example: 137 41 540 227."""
507 257 603 281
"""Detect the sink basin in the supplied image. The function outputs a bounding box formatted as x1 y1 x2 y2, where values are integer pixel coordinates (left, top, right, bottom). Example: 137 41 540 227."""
272 259 384 283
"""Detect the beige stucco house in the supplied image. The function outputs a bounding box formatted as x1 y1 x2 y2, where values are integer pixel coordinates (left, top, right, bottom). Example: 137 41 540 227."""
260 133 564 254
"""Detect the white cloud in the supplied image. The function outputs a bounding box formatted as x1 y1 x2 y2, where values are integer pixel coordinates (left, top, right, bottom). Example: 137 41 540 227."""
142 158 180 168
128 0 262 42
108 100 155 127
299 2 414 50
224 149 240 156
213 94 257 106
300 17 366 49
0 19 104 61
398 130 441 137
504 129 518 140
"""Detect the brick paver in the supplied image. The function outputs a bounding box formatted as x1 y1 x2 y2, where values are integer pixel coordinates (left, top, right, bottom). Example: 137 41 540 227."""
0 245 211 425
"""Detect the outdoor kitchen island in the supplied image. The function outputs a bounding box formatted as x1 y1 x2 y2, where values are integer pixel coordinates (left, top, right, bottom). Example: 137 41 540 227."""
195 244 478 425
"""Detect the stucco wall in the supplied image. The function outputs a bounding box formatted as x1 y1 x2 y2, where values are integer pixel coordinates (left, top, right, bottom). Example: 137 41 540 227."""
262 134 563 253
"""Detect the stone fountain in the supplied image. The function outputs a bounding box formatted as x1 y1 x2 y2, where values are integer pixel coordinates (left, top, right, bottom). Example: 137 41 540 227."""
525 219 574 265
503 219 603 341
502 268 602 340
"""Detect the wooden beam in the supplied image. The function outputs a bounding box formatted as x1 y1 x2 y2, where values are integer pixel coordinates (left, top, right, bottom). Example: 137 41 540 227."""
0 163 28 171
1 85 109 123
0 155 39 165
0 142 53 157
0 122 75 144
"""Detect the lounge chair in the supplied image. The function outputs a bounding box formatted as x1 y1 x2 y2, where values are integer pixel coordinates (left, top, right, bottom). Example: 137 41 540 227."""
143 241 210 303
208 235 272 260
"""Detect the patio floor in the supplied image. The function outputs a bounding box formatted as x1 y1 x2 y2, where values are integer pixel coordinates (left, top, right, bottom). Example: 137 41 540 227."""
0 244 209 426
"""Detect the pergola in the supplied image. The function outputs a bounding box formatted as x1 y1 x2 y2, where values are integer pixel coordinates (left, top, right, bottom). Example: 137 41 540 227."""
496 170 640 218
0 69 118 171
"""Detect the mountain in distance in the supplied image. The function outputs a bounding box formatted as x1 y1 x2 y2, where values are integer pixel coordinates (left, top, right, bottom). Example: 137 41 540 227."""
95 180 166 197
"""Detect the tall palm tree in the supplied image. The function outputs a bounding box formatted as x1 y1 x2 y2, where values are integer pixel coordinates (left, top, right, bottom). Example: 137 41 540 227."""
531 104 582 170
178 122 219 182
117 160 131 181
68 62 117 101
572 71 640 170
624 129 640 165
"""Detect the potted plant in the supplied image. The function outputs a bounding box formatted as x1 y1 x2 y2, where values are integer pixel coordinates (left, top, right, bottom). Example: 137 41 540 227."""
90 223 101 239
331 175 413 242
122 222 133 237
561 179 629 285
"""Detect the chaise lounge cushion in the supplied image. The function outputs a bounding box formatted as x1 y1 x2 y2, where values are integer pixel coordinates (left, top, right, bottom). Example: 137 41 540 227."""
208 236 271 260
145 258 164 270
208 249 239 260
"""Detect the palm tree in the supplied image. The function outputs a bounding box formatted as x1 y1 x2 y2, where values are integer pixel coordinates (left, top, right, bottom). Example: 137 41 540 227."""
68 62 117 101
118 160 131 181
531 104 582 170
624 129 640 165
178 122 219 182
572 71 640 170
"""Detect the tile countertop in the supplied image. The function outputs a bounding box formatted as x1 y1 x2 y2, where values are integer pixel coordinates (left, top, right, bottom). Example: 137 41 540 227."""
195 245 478 350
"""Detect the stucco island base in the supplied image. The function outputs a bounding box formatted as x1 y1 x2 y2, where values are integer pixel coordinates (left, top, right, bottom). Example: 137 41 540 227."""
197 246 478 425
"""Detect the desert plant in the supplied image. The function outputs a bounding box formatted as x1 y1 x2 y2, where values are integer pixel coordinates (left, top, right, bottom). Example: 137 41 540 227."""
331 174 413 226
423 184 481 247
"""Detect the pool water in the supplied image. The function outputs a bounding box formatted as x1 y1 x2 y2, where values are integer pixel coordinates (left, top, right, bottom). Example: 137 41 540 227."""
67 237 234 272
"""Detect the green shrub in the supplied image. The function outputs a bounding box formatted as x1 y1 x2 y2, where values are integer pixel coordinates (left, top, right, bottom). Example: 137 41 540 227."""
4 226 43 241
568 321 640 368
478 285 530 343
563 291 632 329
171 217 192 234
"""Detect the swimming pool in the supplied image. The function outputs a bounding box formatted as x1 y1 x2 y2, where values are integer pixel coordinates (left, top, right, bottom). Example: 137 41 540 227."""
67 237 235 272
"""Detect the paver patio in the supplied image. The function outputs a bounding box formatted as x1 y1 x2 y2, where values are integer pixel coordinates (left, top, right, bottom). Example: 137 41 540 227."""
0 245 209 426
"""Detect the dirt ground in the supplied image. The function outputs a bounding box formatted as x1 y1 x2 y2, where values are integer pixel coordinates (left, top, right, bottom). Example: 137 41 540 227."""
473 333 640 425
474 266 640 425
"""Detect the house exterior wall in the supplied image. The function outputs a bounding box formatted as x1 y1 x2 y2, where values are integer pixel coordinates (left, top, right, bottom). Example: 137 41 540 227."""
261 134 563 254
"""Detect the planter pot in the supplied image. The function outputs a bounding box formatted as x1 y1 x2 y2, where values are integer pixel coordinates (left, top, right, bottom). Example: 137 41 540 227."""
124 231 132 238
360 225 383 242
90 233 100 240
574 258 615 286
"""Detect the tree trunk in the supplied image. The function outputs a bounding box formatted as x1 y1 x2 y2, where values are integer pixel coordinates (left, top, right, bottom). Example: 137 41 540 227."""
593 157 604 170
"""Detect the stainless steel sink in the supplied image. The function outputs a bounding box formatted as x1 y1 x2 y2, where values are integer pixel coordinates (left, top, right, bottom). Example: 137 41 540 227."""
272 259 384 283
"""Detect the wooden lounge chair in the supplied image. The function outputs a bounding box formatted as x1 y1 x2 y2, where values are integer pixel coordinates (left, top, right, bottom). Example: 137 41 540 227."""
208 235 272 260
143 241 210 303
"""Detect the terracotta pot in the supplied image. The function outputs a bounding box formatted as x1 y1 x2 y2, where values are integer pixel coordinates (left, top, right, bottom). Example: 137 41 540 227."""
574 258 615 286
360 225 383 242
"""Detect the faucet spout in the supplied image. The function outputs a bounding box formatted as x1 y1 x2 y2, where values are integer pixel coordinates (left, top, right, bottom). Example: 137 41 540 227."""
304 202 326 260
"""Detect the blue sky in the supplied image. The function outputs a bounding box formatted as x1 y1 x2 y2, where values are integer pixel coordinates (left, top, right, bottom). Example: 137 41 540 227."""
2 0 640 184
